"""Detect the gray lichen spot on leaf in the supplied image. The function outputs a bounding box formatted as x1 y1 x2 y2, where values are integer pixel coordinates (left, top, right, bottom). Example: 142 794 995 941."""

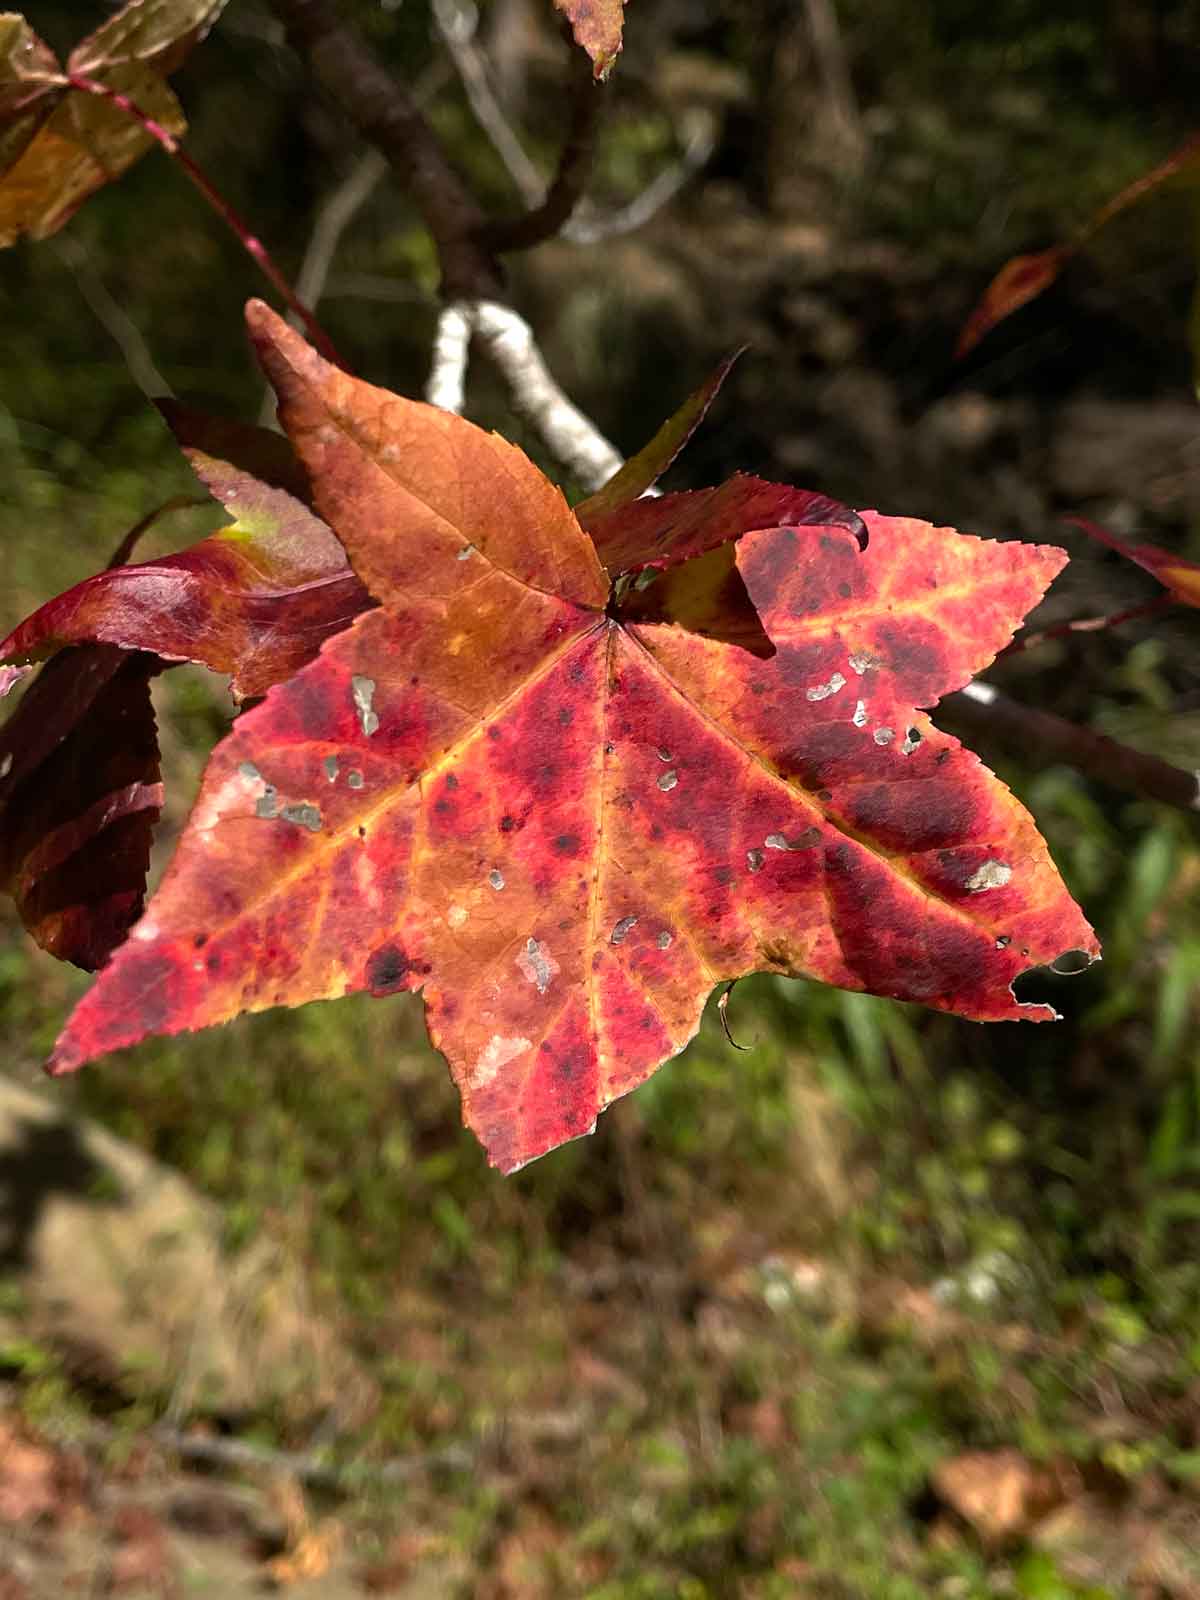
965 859 1012 893
351 674 380 736
746 848 765 872
852 699 867 728
806 671 846 702
873 726 895 745
610 915 638 945
457 543 476 560
347 770 364 790
765 828 820 851
849 651 883 675
657 747 673 762
255 786 279 820
657 770 678 792
323 755 340 783
488 868 505 891
280 802 322 832
657 930 672 949
239 761 262 782
900 728 922 755
517 936 555 995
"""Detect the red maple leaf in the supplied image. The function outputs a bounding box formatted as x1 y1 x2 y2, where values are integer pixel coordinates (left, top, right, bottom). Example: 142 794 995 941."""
44 302 1096 1172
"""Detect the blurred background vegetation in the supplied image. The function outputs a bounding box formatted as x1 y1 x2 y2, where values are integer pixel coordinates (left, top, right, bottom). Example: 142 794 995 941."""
2 0 1200 1594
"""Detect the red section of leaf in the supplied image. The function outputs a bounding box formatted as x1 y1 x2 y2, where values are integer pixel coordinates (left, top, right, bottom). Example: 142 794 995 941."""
551 0 624 78
574 353 742 525
0 476 369 701
584 472 867 575
958 132 1200 358
0 0 226 245
955 249 1068 359
48 311 1095 1171
157 399 312 503
0 645 162 969
1068 517 1200 609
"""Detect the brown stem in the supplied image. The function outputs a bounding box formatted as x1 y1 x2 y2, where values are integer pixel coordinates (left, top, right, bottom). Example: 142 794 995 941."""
66 73 345 367
1003 594 1175 656
267 0 501 299
942 681 1200 814
482 45 604 253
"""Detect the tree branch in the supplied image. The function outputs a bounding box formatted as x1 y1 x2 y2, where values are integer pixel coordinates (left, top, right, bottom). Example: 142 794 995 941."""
481 42 604 253
268 0 501 299
942 680 1200 814
426 302 472 411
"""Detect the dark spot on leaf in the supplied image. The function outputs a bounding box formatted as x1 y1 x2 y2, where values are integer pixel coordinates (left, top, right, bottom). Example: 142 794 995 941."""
487 726 501 740
558 706 573 725
193 933 207 949
837 582 852 598
445 773 458 790
554 833 580 854
715 866 735 885
206 952 220 974
367 943 410 995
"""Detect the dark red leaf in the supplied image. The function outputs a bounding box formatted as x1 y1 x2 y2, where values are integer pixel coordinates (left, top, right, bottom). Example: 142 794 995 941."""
0 645 162 969
584 472 867 576
0 471 370 702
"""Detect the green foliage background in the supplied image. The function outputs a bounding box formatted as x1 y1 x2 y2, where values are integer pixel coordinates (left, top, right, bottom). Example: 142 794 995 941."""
2 0 1200 1593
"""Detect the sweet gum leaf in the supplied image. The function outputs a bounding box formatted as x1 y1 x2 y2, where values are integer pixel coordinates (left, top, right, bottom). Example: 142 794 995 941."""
46 306 1097 1174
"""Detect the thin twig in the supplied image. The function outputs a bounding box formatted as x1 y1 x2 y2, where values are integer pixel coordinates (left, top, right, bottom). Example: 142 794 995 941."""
432 0 543 206
466 300 623 488
1002 595 1175 655
294 148 388 317
563 109 716 244
51 237 173 397
942 680 1200 813
258 146 388 420
64 72 343 367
